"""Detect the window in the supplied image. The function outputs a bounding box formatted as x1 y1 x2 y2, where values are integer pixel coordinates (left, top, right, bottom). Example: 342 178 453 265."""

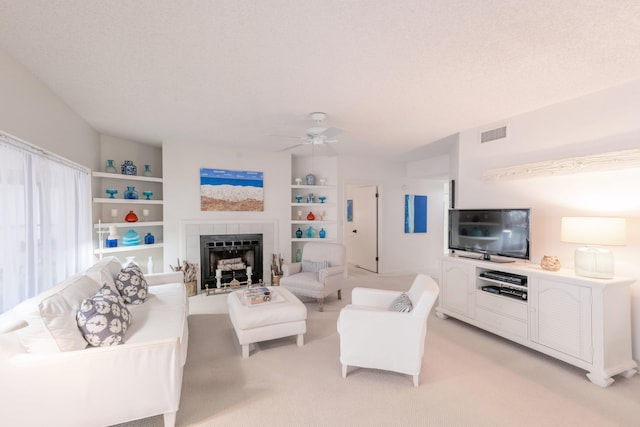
0 131 91 313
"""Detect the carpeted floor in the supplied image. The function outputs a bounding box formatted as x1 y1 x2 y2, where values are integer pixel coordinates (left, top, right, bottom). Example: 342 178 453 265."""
114 267 640 427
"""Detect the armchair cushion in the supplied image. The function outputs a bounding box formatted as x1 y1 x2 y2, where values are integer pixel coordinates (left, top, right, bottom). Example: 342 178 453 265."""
301 259 329 273
389 293 413 312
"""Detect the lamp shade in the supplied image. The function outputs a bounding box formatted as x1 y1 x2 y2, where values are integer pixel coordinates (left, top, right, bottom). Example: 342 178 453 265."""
560 217 626 246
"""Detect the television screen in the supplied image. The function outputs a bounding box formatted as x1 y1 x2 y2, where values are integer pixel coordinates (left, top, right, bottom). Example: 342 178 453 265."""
448 208 530 262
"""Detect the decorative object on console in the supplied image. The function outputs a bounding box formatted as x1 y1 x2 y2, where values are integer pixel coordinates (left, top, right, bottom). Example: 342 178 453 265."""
143 191 153 200
105 159 117 173
306 211 315 221
122 229 141 246
105 188 118 199
124 210 138 222
561 216 626 279
124 186 139 199
121 160 137 175
144 232 155 244
540 255 561 271
295 227 303 238
143 164 153 177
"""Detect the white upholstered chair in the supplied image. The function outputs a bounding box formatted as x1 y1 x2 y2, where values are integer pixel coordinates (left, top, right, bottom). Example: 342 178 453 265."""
280 242 346 311
337 274 440 387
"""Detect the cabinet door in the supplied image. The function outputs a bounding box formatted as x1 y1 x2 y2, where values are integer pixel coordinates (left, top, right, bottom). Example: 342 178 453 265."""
530 279 592 362
441 261 475 318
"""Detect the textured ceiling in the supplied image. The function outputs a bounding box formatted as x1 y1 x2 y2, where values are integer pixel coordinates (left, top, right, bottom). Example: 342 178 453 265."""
1 1 640 160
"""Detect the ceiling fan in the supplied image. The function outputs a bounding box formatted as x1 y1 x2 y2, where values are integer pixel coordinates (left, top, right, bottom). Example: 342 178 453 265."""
276 112 343 153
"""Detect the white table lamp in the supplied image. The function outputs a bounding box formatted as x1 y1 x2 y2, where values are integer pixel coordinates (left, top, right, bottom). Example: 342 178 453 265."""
561 217 626 279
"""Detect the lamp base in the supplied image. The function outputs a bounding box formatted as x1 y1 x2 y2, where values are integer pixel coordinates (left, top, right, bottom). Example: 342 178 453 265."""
574 246 614 279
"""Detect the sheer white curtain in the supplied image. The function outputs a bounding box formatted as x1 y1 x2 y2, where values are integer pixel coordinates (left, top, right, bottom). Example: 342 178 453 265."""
0 132 91 313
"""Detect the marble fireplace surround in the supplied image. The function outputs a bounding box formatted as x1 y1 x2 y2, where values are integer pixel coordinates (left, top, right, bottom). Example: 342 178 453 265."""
182 220 278 289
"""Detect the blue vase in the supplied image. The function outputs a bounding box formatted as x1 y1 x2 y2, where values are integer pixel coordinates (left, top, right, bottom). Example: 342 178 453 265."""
319 228 326 238
144 232 155 244
305 226 315 238
121 160 137 175
122 229 141 246
124 186 139 200
306 173 316 185
295 228 303 238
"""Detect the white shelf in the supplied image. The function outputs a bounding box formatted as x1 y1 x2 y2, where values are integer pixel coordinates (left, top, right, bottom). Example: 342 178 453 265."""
94 243 164 255
291 238 336 242
93 198 163 205
92 171 163 183
291 202 335 207
94 221 163 228
291 185 335 190
291 220 335 225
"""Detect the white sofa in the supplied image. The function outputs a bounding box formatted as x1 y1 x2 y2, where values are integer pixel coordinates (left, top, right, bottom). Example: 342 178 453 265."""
0 256 189 427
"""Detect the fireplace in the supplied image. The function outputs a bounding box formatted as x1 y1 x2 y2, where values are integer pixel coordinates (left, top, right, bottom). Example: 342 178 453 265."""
200 234 263 289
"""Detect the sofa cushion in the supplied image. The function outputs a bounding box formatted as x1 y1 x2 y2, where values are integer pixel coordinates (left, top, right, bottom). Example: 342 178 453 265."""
85 256 123 294
77 285 132 347
115 263 148 305
301 259 329 273
17 274 102 353
389 292 413 313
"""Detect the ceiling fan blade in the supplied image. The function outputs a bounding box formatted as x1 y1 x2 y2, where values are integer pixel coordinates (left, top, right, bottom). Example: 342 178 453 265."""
320 127 343 138
268 134 305 140
278 142 307 152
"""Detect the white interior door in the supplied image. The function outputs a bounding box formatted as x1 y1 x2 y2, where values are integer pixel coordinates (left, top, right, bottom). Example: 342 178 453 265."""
348 185 378 273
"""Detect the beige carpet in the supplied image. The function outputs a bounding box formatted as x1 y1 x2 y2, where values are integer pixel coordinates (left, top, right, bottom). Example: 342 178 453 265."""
115 267 640 427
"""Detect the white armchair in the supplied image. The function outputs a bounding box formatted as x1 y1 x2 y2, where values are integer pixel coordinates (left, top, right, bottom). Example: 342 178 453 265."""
280 242 346 311
337 274 440 387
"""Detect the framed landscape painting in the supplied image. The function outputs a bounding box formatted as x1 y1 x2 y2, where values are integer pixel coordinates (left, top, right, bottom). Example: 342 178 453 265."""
200 168 264 211
404 194 427 233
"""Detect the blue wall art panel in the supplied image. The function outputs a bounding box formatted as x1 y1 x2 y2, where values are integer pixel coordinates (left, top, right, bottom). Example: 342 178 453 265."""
346 199 353 222
404 194 427 233
200 168 264 211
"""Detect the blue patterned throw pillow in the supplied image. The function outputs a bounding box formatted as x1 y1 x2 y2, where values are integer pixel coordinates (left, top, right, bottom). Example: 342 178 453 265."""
115 263 148 304
389 293 413 313
77 285 132 347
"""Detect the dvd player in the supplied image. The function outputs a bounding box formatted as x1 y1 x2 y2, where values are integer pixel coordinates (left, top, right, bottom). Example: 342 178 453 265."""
481 285 527 301
480 270 527 287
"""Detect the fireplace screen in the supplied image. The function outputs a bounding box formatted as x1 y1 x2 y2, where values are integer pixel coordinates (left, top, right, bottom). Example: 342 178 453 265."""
200 234 263 289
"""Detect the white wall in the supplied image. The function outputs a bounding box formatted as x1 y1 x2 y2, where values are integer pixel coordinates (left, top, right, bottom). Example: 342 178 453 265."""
339 156 446 278
0 48 99 169
162 142 292 271
454 79 640 362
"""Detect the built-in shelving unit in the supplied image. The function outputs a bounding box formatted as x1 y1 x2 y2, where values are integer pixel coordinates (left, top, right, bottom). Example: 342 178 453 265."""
92 170 164 262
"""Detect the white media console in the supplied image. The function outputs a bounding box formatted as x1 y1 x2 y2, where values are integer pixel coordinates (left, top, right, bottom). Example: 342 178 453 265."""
436 255 637 387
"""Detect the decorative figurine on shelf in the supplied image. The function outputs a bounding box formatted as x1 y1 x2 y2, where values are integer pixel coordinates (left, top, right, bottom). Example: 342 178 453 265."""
306 173 316 185
295 249 302 262
106 225 118 248
307 193 315 203
540 255 561 271
124 210 138 222
143 165 153 177
105 189 118 199
319 196 327 203
144 232 155 245
306 212 315 221
295 227 303 238
143 191 153 200
319 228 327 238
294 178 302 185
110 209 119 222
105 159 117 173
295 195 303 203
319 178 326 186
121 160 137 175
122 229 141 246
142 209 150 221
305 226 315 238
297 210 303 220
124 186 139 199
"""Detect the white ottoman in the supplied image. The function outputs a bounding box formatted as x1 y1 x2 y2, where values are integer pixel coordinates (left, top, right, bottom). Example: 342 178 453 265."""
228 287 307 358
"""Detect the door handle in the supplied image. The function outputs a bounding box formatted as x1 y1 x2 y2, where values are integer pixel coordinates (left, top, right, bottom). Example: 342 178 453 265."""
352 229 357 233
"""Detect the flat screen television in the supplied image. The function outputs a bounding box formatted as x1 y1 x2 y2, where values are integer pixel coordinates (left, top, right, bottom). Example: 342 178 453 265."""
448 208 531 262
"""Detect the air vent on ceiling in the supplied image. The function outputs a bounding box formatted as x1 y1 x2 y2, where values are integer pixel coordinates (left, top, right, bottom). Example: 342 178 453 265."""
480 126 507 143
